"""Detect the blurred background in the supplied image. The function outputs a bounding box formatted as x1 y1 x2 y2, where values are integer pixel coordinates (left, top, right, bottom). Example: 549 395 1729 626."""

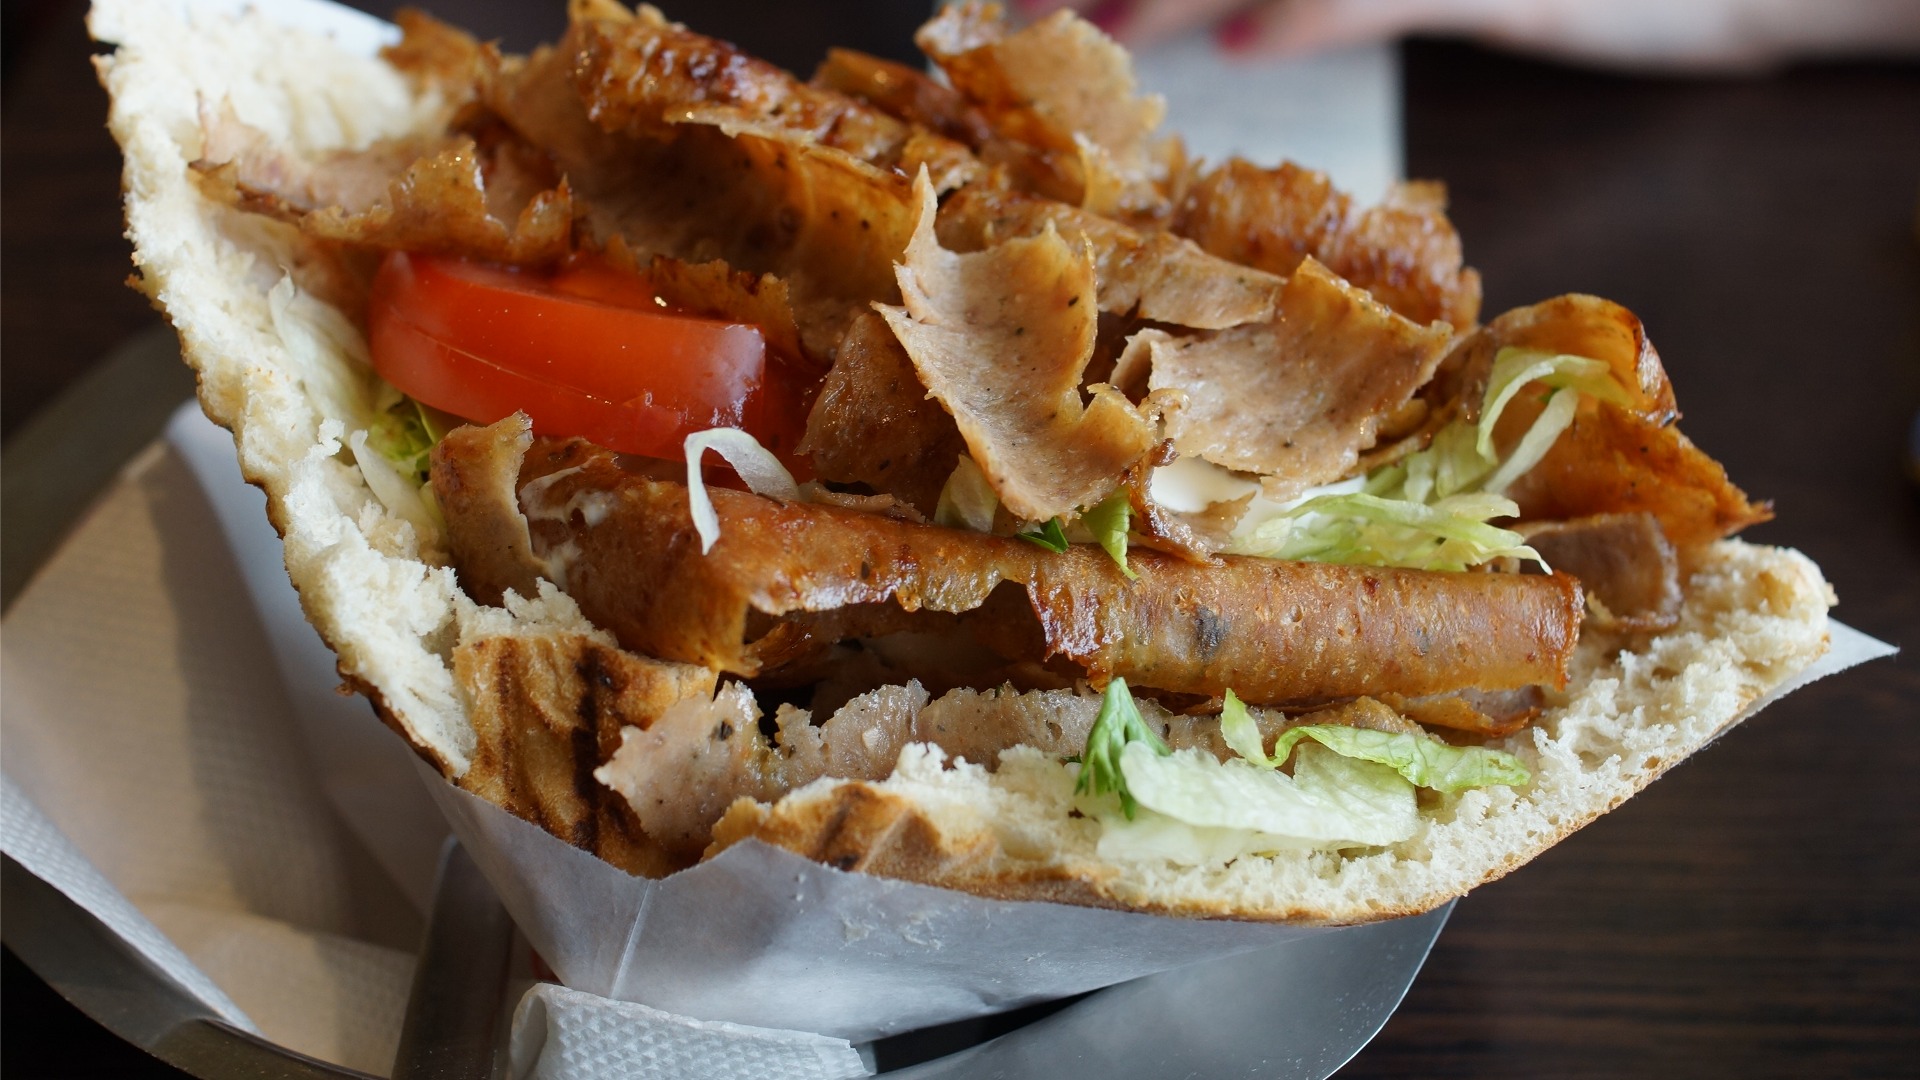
5 0 1918 1076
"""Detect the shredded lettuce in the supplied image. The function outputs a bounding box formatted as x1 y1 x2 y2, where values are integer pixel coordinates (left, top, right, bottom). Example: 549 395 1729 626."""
1075 678 1169 818
1017 517 1070 553
1369 420 1488 505
1080 490 1138 579
363 393 448 486
1219 690 1529 793
684 428 803 554
1101 743 1420 856
934 455 999 532
1477 348 1632 461
1232 491 1540 572
349 429 440 535
1228 346 1629 571
1481 386 1577 495
352 391 449 535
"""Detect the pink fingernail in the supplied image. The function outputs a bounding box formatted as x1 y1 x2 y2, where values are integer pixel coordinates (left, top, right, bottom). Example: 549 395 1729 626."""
1215 10 1260 52
1085 0 1134 35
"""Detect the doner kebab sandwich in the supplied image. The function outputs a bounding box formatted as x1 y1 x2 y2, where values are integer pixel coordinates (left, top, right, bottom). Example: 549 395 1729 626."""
92 0 1832 923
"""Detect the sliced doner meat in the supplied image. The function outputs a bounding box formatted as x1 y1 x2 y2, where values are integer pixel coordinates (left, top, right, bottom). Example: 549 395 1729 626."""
433 418 1584 705
879 170 1158 522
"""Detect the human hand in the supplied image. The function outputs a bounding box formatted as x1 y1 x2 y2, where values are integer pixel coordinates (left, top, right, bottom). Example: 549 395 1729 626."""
1019 0 1920 71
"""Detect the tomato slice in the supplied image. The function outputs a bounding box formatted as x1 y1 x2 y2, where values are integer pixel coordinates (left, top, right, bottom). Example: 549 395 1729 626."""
367 252 808 464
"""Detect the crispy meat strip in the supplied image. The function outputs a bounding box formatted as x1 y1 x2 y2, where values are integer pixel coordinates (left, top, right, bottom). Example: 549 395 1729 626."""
569 7 979 188
192 100 572 264
1178 159 1481 330
879 172 1158 522
433 419 1583 704
628 250 809 370
812 48 996 149
1381 687 1544 737
917 3 1170 216
936 183 1282 330
1508 407 1770 549
1122 442 1216 563
381 8 490 101
1441 294 1677 425
1450 296 1770 547
798 310 967 515
485 28 918 361
1120 258 1454 501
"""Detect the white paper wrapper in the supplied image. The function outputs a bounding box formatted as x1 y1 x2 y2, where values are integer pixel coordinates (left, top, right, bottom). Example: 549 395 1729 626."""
422 759 1315 1042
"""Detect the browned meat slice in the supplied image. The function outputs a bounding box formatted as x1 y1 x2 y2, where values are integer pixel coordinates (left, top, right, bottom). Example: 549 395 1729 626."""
192 104 573 264
1520 513 1682 632
431 415 547 606
483 31 920 361
1381 687 1545 737
1120 258 1454 500
1178 159 1481 330
798 310 967 515
433 421 1584 705
936 184 1281 330
1511 408 1769 549
879 173 1158 522
380 8 489 100
1453 297 1771 547
917 3 1171 216
1441 294 1677 425
812 48 996 149
1122 443 1217 563
631 252 810 371
570 7 978 186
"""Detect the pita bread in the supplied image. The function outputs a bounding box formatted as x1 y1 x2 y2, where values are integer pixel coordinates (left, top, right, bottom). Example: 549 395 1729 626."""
91 0 1832 924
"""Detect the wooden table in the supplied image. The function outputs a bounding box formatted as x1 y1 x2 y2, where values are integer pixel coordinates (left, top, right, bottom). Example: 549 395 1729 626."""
4 1 1917 1075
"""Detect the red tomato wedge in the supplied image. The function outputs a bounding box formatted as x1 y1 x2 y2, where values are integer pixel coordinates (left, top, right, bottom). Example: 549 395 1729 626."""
367 252 808 464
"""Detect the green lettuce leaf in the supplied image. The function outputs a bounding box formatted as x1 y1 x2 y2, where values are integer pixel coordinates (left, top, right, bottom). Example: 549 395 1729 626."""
1100 742 1419 855
364 393 449 487
1080 490 1138 579
1075 678 1168 818
1017 517 1071 553
1219 689 1530 793
1230 491 1541 572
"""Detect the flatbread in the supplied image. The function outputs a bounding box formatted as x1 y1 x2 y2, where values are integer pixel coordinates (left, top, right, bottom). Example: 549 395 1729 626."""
91 0 1832 923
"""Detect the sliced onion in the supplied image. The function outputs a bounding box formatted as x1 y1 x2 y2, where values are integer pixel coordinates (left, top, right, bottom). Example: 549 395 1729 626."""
684 428 802 553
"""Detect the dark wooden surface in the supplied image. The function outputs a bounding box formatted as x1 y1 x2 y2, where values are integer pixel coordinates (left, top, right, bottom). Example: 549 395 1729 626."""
4 0 1918 1075
1346 44 1920 1078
